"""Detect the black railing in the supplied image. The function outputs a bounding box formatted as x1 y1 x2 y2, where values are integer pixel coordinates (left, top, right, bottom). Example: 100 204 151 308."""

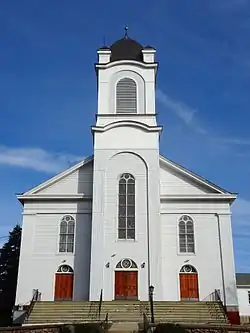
24 289 40 323
89 289 103 322
202 289 221 302
98 289 103 321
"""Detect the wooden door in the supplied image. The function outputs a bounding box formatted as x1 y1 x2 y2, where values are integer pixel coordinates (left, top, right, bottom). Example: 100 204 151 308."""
54 273 73 300
180 273 199 301
115 271 138 300
126 271 138 298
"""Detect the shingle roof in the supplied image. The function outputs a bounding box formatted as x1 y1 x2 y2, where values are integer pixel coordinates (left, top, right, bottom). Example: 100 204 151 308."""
236 273 250 286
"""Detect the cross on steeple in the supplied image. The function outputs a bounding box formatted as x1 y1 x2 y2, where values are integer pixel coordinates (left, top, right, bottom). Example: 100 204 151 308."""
124 25 129 39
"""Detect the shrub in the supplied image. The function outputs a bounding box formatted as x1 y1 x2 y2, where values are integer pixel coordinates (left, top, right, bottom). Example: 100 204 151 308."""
61 323 105 333
154 323 188 333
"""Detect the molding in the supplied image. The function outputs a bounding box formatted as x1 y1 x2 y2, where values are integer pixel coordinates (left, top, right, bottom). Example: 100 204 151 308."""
95 60 158 70
22 210 92 215
17 194 92 204
160 194 236 202
159 155 236 196
92 120 162 133
160 210 232 215
96 113 157 117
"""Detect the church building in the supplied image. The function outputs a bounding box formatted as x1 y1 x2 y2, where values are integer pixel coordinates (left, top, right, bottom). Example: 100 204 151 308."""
15 32 239 320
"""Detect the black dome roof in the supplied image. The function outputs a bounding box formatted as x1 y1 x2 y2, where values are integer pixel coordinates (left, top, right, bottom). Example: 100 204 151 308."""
110 37 143 62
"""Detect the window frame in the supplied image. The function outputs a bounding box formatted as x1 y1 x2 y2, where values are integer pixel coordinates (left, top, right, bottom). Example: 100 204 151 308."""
178 214 195 255
58 215 75 254
117 173 136 240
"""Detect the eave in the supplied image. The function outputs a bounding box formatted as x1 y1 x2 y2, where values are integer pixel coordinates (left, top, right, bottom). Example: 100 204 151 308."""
160 194 237 203
17 194 92 205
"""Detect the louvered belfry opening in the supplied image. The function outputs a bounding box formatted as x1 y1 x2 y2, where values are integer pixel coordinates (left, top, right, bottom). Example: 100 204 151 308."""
116 78 137 113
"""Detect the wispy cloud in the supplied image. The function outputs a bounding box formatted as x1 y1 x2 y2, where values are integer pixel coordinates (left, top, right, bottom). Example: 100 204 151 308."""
216 138 250 146
156 89 207 134
215 0 249 11
232 198 250 272
232 197 250 217
157 89 250 151
0 146 83 173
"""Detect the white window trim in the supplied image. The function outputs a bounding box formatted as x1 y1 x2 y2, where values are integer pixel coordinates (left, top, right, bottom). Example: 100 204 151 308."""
177 214 196 256
116 173 137 242
58 215 76 254
110 70 145 115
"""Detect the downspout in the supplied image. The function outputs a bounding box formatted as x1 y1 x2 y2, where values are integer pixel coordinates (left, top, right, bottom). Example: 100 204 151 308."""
146 171 151 297
215 213 227 308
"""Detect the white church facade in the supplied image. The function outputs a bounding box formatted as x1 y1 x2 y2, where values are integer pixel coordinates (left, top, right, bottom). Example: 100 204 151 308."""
15 33 239 321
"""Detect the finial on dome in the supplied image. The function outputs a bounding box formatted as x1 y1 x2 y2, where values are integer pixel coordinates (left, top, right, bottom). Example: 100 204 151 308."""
124 25 129 39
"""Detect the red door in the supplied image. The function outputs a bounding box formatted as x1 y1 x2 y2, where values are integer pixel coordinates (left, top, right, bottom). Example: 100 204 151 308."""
115 271 138 300
180 273 199 301
54 273 73 300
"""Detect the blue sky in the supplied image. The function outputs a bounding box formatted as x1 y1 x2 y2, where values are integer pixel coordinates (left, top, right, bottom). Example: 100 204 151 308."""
0 0 249 272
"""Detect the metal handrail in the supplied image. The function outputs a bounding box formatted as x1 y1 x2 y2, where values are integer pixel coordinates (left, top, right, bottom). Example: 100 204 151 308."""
98 289 103 321
24 289 40 322
202 289 221 302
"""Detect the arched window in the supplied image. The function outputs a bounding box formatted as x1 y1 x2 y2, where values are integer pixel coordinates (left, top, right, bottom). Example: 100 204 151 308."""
59 215 75 253
180 265 197 273
116 78 137 113
57 264 74 273
179 215 195 253
118 173 135 239
116 258 138 269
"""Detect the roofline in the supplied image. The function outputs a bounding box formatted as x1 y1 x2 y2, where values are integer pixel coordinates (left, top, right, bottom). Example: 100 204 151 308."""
236 285 250 288
19 155 94 200
159 155 235 196
17 194 92 204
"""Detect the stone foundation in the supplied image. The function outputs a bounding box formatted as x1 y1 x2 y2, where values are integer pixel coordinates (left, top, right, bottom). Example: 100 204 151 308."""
0 325 60 333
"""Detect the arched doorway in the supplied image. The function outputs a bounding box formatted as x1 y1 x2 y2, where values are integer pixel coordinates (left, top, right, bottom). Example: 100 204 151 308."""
179 265 199 301
54 264 74 301
115 258 138 300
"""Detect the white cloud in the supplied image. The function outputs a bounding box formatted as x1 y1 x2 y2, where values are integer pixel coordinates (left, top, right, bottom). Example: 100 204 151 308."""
232 197 250 217
156 89 208 134
0 146 83 173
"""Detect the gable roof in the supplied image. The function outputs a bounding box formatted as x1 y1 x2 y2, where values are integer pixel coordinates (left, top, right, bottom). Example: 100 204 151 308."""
159 154 236 196
20 155 93 196
17 153 236 203
236 273 250 287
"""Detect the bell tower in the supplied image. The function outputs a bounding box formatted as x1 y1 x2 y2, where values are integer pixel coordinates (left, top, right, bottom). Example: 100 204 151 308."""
89 31 162 301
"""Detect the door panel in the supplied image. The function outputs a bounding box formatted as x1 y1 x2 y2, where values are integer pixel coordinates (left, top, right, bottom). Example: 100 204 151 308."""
126 271 138 298
54 273 73 300
115 271 138 300
180 273 199 300
115 271 126 298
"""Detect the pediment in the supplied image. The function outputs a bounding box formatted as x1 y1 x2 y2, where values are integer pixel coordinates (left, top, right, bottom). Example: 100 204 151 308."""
159 155 233 196
19 156 93 199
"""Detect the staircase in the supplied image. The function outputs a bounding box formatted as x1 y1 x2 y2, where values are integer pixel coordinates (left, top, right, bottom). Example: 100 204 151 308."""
25 300 228 325
144 301 228 324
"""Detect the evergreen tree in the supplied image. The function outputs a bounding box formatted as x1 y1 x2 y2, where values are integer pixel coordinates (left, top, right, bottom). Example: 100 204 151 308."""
0 225 22 326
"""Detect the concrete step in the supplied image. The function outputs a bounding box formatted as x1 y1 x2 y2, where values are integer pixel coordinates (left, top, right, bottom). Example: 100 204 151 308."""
109 322 138 332
27 300 228 325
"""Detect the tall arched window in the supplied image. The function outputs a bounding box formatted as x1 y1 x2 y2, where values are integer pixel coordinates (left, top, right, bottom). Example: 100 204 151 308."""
118 173 135 239
116 78 137 113
179 215 195 253
59 215 75 253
